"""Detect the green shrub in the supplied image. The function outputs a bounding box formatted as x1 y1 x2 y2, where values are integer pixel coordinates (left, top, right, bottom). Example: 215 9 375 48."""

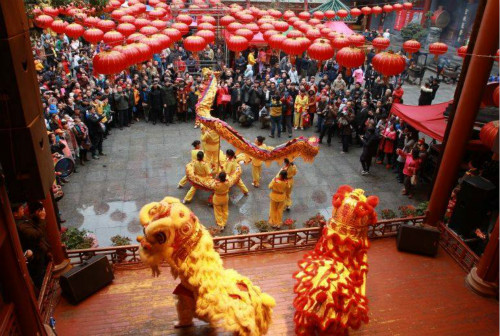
61 227 97 249
110 235 132 246
401 23 428 42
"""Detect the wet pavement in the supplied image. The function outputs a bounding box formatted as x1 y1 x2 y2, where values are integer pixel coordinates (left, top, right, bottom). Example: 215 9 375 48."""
59 73 455 246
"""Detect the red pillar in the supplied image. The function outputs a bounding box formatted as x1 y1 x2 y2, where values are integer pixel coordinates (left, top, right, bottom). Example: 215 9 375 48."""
304 0 308 11
421 0 432 24
425 0 499 226
42 191 70 272
466 218 499 296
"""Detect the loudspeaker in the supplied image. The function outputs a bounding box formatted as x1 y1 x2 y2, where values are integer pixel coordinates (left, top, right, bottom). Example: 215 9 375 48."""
397 224 440 257
0 116 54 202
60 255 114 304
0 31 44 129
449 175 495 238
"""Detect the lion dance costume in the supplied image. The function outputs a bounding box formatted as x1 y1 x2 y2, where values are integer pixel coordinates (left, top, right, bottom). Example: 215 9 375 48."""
293 186 379 336
137 197 275 335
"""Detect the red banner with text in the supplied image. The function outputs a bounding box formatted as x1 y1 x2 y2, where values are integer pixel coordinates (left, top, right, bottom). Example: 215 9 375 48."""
394 10 424 30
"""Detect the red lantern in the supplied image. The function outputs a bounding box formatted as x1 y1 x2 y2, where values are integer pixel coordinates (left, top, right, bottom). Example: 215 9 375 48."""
140 36 163 54
372 6 382 16
93 50 127 75
383 5 393 13
196 30 215 44
198 22 215 32
199 15 216 25
152 33 171 49
134 42 153 62
51 20 68 34
282 37 305 56
34 14 54 29
332 35 350 51
283 11 295 21
324 10 336 19
269 9 282 19
97 20 116 32
133 3 147 14
298 37 312 51
393 4 403 11
361 7 372 16
116 23 136 37
103 30 124 45
273 21 289 32
457 45 468 58
480 120 499 149
336 9 348 19
127 32 146 44
139 26 159 36
327 31 338 42
83 28 104 44
176 14 193 26
313 11 324 20
348 34 365 47
119 15 136 24
308 18 321 26
148 9 166 19
260 23 275 32
298 11 311 20
372 37 390 52
372 51 406 76
403 2 413 10
245 23 260 34
42 7 60 17
403 40 421 58
151 20 167 30
308 39 334 61
111 9 126 20
120 44 141 66
240 14 254 24
172 22 190 35
226 35 249 52
429 42 448 59
336 47 365 68
306 29 321 41
134 18 150 30
220 15 235 26
184 35 207 53
163 28 182 42
235 28 254 41
65 23 85 39
263 30 278 42
269 34 286 49
350 8 362 17
83 16 100 28
287 30 304 39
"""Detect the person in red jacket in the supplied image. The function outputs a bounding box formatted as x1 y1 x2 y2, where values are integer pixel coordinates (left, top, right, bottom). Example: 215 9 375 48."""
396 147 422 199
393 84 404 104
281 92 294 138
216 81 230 120
376 124 397 168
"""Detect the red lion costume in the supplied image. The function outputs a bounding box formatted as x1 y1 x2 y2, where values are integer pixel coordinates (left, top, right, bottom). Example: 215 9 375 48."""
293 185 379 336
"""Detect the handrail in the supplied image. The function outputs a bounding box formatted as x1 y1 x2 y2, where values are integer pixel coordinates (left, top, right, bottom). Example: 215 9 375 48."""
437 222 480 273
37 262 56 323
66 216 425 266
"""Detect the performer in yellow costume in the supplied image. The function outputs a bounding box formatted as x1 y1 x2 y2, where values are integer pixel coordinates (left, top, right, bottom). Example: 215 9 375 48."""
178 140 202 189
212 172 230 228
250 136 273 188
294 89 309 130
201 126 221 168
279 158 297 210
183 151 212 204
223 149 248 196
268 170 290 228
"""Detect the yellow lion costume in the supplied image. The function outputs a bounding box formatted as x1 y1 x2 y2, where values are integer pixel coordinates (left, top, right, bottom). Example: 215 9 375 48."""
137 197 275 335
293 186 379 336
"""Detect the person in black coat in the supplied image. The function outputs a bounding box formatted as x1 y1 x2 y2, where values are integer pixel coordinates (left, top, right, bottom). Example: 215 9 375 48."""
230 82 243 122
360 127 379 175
86 106 105 159
418 82 434 106
148 81 166 125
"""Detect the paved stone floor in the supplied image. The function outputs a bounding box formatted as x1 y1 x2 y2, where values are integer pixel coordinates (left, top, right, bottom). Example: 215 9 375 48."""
59 74 455 246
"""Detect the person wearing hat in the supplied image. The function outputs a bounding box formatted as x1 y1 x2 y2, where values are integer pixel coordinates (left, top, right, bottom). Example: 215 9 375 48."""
148 80 166 125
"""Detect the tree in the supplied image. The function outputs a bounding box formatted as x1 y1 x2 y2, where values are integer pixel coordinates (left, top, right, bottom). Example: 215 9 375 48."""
401 22 428 42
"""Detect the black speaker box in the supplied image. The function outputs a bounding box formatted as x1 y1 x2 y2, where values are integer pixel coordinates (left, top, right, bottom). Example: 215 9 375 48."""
0 116 55 203
60 255 114 304
449 175 495 238
397 224 440 257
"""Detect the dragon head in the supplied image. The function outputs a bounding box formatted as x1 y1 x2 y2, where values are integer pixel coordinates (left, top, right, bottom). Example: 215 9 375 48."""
136 197 203 276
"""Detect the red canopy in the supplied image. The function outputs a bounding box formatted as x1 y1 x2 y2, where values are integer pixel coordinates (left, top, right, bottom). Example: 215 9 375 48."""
324 21 354 36
391 101 452 142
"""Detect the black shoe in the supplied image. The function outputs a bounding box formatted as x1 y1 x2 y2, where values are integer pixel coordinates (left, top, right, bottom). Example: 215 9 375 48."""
99 152 106 156
269 134 274 138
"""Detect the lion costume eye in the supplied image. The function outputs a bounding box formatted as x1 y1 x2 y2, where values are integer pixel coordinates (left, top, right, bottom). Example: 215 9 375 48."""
155 231 167 244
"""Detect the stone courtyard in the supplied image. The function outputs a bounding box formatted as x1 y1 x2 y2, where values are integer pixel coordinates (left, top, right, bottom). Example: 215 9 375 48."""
59 74 455 246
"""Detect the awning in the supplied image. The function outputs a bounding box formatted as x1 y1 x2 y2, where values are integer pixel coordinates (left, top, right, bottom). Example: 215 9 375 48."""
391 101 452 142
324 21 354 36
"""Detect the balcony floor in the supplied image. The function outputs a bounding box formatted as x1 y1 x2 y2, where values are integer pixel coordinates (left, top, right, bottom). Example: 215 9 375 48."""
54 239 498 336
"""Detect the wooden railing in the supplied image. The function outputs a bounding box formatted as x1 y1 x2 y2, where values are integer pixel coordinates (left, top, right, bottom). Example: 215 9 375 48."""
0 304 21 336
438 222 480 273
37 262 57 323
66 216 425 266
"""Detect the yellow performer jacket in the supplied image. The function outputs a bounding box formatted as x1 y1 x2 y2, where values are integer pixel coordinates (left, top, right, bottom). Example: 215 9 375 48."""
190 149 202 161
269 178 290 202
213 180 230 205
202 129 220 152
223 158 239 175
192 160 212 177
294 95 309 113
282 164 297 180
251 144 273 167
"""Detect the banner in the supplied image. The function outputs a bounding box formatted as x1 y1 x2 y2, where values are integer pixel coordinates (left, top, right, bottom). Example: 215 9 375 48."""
394 10 424 30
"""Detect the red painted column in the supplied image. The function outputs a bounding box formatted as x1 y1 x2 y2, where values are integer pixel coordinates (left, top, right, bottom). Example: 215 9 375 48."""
421 0 432 24
466 218 499 296
425 0 499 226
42 191 70 272
304 0 308 11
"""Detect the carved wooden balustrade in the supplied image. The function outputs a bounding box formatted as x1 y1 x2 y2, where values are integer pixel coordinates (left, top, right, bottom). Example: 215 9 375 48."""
66 216 426 266
438 222 480 273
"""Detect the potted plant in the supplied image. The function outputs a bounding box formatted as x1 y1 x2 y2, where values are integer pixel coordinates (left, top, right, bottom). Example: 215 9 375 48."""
415 201 429 216
381 209 397 220
236 225 250 235
254 220 271 233
110 235 132 262
398 205 417 218
282 218 296 230
304 213 326 228
61 227 98 250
